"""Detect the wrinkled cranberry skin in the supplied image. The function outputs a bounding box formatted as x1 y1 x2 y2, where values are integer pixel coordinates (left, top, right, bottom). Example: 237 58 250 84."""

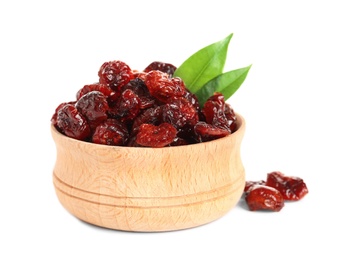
144 70 185 103
122 78 156 109
132 70 147 81
162 97 199 130
98 60 133 91
224 103 237 132
92 119 129 146
76 83 113 100
51 101 76 129
202 92 233 132
168 137 189 146
56 104 91 140
136 123 177 148
144 61 177 77
108 89 141 123
266 171 309 201
245 185 285 212
194 121 230 142
184 89 200 113
131 106 162 135
75 91 109 131
244 180 266 193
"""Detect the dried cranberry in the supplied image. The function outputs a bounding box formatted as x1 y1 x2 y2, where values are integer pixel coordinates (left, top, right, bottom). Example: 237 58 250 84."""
122 78 156 109
135 123 177 148
56 104 91 140
92 119 129 146
107 92 121 108
224 103 237 132
143 61 177 77
98 60 133 91
75 91 109 131
144 70 185 103
168 137 189 146
194 121 230 142
131 106 162 135
184 89 200 113
266 171 309 201
202 92 233 132
161 97 199 130
245 185 285 212
76 83 113 100
244 180 266 193
51 101 76 129
108 89 141 123
132 70 147 81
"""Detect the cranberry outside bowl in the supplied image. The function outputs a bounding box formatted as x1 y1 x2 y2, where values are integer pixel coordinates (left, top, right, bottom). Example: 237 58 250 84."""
51 113 245 232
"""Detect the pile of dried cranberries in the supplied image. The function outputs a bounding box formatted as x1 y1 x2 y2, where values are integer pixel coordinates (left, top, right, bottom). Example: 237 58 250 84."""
51 60 238 147
243 171 309 212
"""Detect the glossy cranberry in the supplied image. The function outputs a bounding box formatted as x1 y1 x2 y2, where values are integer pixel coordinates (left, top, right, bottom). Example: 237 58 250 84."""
266 171 309 201
161 97 199 130
245 185 285 212
202 92 232 132
244 180 266 193
194 121 230 142
56 104 91 140
143 61 177 77
108 89 141 123
98 60 133 91
75 91 109 130
92 119 129 146
144 70 185 103
51 101 76 129
135 123 177 148
131 106 162 135
76 83 113 100
122 78 156 109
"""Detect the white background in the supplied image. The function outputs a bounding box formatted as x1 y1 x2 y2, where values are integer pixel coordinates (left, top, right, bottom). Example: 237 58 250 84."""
1 0 344 259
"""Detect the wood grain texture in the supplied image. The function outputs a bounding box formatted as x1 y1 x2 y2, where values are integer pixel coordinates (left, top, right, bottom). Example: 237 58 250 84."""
51 114 246 232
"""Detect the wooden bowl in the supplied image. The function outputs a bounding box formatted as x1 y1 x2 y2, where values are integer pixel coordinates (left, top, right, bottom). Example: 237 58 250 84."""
51 114 246 232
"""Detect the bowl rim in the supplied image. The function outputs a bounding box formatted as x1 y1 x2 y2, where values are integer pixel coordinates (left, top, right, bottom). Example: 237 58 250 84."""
51 113 245 150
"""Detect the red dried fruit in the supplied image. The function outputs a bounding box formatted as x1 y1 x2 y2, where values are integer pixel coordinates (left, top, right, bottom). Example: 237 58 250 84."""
122 78 156 109
131 106 162 135
266 171 308 201
136 123 177 148
144 70 185 103
98 60 133 91
244 180 266 193
194 121 230 142
184 89 200 113
143 61 177 77
202 92 233 132
52 59 239 146
56 104 91 140
168 137 189 146
75 91 109 131
51 101 76 129
108 89 141 123
92 119 129 146
224 103 237 132
161 97 199 130
245 185 285 212
106 91 121 108
76 83 113 100
132 70 147 81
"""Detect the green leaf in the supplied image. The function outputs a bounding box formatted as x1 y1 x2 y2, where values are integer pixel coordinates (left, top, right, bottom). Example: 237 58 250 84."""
173 33 233 93
195 65 252 107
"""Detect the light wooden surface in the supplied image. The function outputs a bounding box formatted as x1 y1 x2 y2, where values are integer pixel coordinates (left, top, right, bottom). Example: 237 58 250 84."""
51 114 246 232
